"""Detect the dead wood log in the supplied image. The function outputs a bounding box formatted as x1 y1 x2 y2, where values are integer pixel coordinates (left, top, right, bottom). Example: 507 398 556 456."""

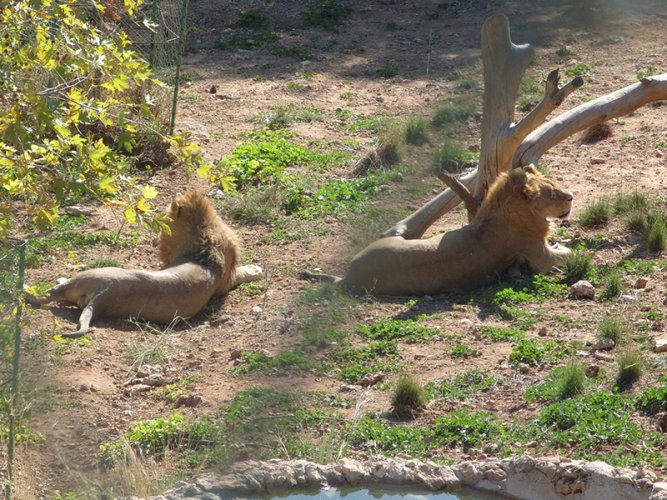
383 14 667 240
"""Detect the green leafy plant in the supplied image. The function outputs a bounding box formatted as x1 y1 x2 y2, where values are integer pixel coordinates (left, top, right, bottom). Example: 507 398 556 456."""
302 0 352 30
378 59 399 79
565 63 591 77
450 343 476 358
231 351 314 376
331 340 402 383
636 383 667 415
636 66 656 80
430 410 504 450
509 338 580 366
357 318 441 343
479 326 524 342
346 414 427 456
425 369 501 401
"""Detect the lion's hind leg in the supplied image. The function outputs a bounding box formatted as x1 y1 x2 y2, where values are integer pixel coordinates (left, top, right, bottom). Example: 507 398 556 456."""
62 287 112 338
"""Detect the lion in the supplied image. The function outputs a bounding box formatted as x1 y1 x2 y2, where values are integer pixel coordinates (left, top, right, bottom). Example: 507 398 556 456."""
301 165 572 296
26 191 263 338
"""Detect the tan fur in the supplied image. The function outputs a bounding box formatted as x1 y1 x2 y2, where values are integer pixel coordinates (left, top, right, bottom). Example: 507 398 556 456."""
302 166 573 296
27 192 261 337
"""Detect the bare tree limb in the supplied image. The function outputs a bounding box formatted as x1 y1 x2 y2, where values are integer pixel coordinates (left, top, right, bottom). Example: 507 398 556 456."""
439 172 480 221
510 69 584 149
514 74 667 166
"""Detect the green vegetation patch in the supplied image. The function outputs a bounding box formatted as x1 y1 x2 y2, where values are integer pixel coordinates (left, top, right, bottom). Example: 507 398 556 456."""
425 369 502 401
357 318 441 343
302 0 352 30
525 363 588 402
331 340 402 383
509 337 582 366
231 350 314 376
479 326 524 342
636 382 667 415
347 414 427 455
430 410 505 450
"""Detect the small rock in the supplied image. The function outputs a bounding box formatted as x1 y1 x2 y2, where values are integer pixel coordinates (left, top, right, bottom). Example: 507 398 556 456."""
619 294 636 304
229 349 243 360
125 384 152 396
145 373 166 386
570 280 595 299
586 364 600 377
518 363 532 374
635 277 649 289
655 339 667 353
339 384 357 392
359 373 384 387
209 85 217 94
457 462 482 483
655 412 667 432
174 394 203 408
537 326 548 337
593 351 614 362
590 157 606 164
590 337 615 351
414 353 427 360
251 305 263 315
64 205 95 216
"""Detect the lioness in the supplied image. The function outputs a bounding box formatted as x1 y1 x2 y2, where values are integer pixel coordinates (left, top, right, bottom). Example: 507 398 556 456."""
301 166 572 296
27 192 263 338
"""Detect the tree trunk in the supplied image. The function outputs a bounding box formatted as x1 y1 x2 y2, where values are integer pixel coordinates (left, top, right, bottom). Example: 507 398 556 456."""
383 14 667 240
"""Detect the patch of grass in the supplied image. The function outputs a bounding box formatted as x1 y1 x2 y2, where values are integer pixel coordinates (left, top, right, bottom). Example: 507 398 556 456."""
431 97 476 130
613 191 651 214
231 350 314 376
86 257 120 268
643 213 667 251
270 44 312 60
378 58 399 79
485 274 568 308
296 283 356 348
579 199 612 227
509 338 581 367
616 349 644 389
236 9 269 29
479 326 524 342
331 340 402 383
286 81 307 91
433 140 478 173
597 315 626 344
340 91 355 101
302 0 352 30
391 374 426 417
453 64 480 90
450 343 476 358
214 31 279 50
600 268 624 300
564 63 591 77
425 369 501 401
28 229 135 267
636 66 656 81
257 104 324 129
404 116 429 145
517 74 541 111
525 362 587 402
430 410 504 450
561 248 593 284
556 46 570 57
346 414 427 456
357 318 441 343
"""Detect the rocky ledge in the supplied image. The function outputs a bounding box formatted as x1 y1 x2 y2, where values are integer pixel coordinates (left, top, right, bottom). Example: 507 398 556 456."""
132 455 667 500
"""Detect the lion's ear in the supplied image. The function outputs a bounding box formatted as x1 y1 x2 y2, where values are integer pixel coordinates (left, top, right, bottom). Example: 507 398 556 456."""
523 164 539 175
513 183 538 200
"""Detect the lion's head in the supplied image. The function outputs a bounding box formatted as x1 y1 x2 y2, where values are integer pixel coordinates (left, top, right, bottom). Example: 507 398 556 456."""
478 165 573 238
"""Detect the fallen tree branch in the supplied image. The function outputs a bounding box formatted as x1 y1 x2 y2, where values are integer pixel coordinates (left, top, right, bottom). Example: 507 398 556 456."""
514 74 667 166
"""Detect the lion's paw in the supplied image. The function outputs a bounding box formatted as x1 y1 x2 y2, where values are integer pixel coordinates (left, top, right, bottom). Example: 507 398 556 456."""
236 264 264 282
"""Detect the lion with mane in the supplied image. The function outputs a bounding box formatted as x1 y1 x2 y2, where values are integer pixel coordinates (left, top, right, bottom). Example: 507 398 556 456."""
301 165 573 296
27 191 262 338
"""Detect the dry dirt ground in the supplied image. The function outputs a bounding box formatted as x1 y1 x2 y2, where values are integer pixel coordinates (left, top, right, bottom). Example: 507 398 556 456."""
10 0 667 497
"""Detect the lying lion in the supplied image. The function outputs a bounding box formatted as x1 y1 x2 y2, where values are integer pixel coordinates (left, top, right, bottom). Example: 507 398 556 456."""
27 192 263 338
301 165 572 296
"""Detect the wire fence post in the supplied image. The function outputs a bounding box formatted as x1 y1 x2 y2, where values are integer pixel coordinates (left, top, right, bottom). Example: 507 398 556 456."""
4 240 26 500
169 0 190 134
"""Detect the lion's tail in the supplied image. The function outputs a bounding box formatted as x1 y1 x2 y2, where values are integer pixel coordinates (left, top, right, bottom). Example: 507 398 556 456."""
298 269 343 284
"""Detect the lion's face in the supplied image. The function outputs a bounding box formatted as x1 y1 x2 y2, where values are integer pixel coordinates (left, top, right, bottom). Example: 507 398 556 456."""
514 166 573 219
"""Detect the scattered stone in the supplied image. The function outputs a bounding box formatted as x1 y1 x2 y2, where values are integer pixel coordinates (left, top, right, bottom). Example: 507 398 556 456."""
359 372 384 387
457 461 483 484
251 305 263 315
339 384 357 392
414 353 427 360
571 280 595 299
655 339 667 353
208 85 217 94
591 337 615 351
655 412 667 432
586 364 601 378
125 384 152 396
144 373 166 386
173 394 203 409
518 363 532 374
635 277 649 289
63 205 95 216
229 349 243 360
591 157 606 164
593 351 614 362
619 294 637 304
537 326 548 337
